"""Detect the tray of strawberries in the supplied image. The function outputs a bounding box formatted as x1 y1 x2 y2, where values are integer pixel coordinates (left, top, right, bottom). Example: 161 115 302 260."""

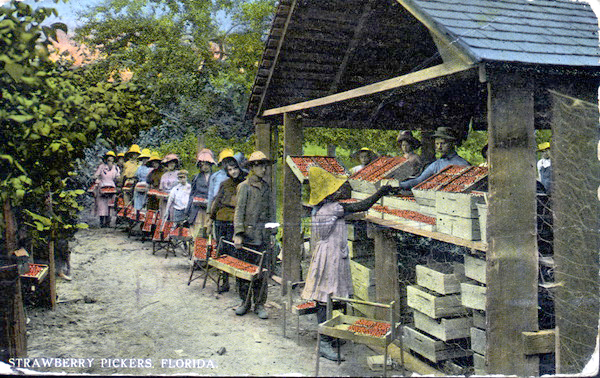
148 189 169 199
20 263 49 282
286 156 347 183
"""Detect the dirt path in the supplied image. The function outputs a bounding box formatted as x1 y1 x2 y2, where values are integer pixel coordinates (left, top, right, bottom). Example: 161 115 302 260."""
15 224 385 376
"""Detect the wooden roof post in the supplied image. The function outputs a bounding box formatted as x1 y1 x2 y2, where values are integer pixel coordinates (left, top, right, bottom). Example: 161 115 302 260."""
282 112 303 293
369 225 401 321
485 67 539 376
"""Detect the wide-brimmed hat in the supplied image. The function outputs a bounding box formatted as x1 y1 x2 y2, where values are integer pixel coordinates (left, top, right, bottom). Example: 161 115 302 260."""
432 127 459 141
244 151 274 168
196 148 216 164
308 166 348 206
126 144 141 156
117 152 125 158
217 148 235 164
537 142 550 151
162 153 179 164
177 169 189 177
146 152 162 165
396 130 421 148
351 147 378 161
105 151 116 158
138 148 152 159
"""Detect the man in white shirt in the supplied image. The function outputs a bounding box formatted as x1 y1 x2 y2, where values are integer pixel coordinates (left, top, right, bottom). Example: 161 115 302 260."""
164 170 192 223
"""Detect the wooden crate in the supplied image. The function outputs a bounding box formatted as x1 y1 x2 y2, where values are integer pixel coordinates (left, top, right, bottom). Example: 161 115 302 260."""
435 191 484 218
412 189 436 208
382 195 421 213
473 352 486 374
381 213 436 231
477 202 487 241
350 258 376 301
472 309 486 329
436 213 481 241
319 314 402 348
407 285 468 319
367 208 384 219
413 310 472 341
416 262 465 295
470 327 486 355
464 254 486 284
403 326 472 363
348 239 374 259
461 282 486 311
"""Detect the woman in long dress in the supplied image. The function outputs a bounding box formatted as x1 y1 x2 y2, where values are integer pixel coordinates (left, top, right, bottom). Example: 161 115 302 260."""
159 154 180 219
93 151 119 228
302 166 391 361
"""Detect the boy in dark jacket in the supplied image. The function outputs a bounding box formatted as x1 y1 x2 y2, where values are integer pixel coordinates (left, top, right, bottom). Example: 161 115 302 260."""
233 151 275 319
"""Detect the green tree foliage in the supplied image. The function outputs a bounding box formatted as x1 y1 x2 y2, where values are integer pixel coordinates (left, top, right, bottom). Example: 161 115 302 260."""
75 0 275 141
0 0 158 249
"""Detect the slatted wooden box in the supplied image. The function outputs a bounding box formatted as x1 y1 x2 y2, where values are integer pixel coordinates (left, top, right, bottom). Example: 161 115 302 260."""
464 254 486 284
407 285 468 318
350 257 376 301
413 310 472 341
416 262 465 295
472 309 486 329
351 190 382 205
436 213 481 241
381 194 421 213
477 202 488 241
470 326 486 355
435 191 484 218
473 352 486 374
403 326 472 363
461 281 487 311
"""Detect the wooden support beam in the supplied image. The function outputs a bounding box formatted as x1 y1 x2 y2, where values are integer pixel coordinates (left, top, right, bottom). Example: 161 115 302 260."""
368 225 401 321
485 69 538 376
522 330 556 355
282 113 303 293
263 62 474 116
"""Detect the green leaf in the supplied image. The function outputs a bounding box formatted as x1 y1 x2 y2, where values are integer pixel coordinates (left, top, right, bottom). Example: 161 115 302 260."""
7 114 34 122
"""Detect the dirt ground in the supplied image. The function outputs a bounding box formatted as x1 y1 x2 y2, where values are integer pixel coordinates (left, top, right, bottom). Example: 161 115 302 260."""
10 213 399 377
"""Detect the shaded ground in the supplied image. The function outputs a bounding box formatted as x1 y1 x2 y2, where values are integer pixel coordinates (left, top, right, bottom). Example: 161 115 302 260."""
14 218 392 376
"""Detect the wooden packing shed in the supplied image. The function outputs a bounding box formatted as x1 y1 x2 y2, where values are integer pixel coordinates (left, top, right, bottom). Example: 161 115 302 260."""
246 0 600 376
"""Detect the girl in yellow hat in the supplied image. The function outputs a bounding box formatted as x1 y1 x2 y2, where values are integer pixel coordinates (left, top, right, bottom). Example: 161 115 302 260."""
302 166 392 361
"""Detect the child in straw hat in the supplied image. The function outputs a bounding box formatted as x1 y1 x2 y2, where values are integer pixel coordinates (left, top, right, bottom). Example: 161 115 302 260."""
302 166 392 361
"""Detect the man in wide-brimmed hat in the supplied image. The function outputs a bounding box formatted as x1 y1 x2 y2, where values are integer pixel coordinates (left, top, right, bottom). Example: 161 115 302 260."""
399 126 470 190
232 150 275 320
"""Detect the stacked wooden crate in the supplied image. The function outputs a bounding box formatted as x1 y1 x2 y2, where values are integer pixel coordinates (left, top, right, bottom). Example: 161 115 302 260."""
404 262 473 364
461 253 487 375
412 166 488 241
285 155 348 183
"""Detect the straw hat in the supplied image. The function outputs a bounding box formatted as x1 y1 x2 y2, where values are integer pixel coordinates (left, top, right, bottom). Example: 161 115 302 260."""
162 153 179 164
244 151 274 168
177 169 189 177
105 151 116 158
351 147 377 160
146 152 162 165
396 130 421 147
217 148 235 164
138 148 152 159
308 166 348 206
537 142 550 151
196 148 216 164
117 152 125 158
432 127 459 141
126 144 141 156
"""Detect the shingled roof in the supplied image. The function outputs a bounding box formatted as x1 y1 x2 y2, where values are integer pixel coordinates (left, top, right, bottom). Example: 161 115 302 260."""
408 0 600 66
247 0 600 122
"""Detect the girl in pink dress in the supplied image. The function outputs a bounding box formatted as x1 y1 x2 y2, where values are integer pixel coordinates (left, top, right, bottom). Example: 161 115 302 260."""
302 166 391 361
